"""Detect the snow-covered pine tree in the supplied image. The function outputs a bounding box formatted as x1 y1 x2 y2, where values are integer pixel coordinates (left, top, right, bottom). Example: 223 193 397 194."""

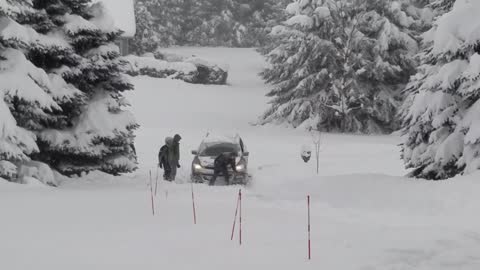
259 0 429 133
186 0 242 46
258 0 340 130
131 0 288 49
1 0 138 179
132 0 160 54
31 0 138 175
0 0 80 181
237 0 290 47
428 0 455 14
186 0 289 47
400 0 480 179
139 0 184 47
179 0 204 42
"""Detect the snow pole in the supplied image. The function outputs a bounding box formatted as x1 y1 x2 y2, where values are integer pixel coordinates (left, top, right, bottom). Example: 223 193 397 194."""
191 182 197 225
239 189 242 245
150 170 155 216
154 167 159 196
307 195 311 260
230 191 240 241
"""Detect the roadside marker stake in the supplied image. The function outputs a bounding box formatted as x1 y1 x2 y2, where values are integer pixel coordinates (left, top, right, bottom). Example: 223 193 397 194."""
239 189 242 246
231 190 240 240
231 189 243 245
154 167 159 196
191 182 197 224
307 195 311 260
149 170 155 216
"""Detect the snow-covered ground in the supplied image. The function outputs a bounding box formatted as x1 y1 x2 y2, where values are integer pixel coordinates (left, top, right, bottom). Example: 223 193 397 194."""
2 48 480 270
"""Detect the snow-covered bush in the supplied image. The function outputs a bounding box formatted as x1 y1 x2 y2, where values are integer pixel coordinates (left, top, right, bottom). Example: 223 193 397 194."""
401 0 480 179
121 55 198 82
122 54 229 85
17 161 57 186
1 0 138 181
259 0 431 133
184 57 229 85
0 160 17 180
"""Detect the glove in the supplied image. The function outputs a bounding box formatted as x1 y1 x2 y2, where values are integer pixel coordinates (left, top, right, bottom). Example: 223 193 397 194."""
177 164 181 168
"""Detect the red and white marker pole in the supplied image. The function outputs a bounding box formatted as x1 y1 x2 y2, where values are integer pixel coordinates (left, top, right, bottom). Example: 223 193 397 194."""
231 189 243 245
231 193 240 241
307 195 311 260
239 189 242 245
154 167 159 196
150 170 155 216
191 182 197 225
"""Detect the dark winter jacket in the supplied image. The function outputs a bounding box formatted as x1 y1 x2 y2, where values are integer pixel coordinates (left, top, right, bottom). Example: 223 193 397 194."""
169 134 182 164
214 153 237 172
158 145 169 168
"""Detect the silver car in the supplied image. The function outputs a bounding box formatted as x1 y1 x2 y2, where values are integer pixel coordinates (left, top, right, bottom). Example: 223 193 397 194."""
191 134 250 185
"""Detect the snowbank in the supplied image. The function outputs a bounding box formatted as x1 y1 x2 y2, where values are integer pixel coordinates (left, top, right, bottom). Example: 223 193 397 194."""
0 160 59 187
0 160 17 180
252 172 480 215
17 161 58 187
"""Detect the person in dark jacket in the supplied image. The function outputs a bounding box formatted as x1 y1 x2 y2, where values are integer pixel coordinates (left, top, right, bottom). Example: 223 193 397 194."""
209 152 237 186
158 137 173 180
168 134 182 181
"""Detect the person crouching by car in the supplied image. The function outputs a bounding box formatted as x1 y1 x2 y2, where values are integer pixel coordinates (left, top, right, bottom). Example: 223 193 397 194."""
210 152 237 186
158 137 173 180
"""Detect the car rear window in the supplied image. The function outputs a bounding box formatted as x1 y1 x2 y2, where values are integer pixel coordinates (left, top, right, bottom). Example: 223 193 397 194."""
200 143 239 156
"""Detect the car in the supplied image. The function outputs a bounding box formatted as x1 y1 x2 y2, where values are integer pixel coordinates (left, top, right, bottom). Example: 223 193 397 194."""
191 134 250 185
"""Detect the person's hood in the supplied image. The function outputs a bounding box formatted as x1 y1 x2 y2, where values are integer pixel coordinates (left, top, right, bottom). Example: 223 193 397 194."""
173 134 182 142
165 137 174 146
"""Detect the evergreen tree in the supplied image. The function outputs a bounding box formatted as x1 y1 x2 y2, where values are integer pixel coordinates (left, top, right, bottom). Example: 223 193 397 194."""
428 0 455 14
400 0 480 179
1 0 138 179
185 0 289 47
132 0 288 52
132 0 160 54
34 0 138 175
138 0 184 47
259 0 429 133
1 0 80 180
236 0 290 47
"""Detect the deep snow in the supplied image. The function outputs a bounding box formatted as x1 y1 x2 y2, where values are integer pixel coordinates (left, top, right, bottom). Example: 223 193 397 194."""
1 48 480 270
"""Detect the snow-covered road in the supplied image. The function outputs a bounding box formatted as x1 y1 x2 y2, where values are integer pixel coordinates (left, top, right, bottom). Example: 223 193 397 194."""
1 48 480 270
